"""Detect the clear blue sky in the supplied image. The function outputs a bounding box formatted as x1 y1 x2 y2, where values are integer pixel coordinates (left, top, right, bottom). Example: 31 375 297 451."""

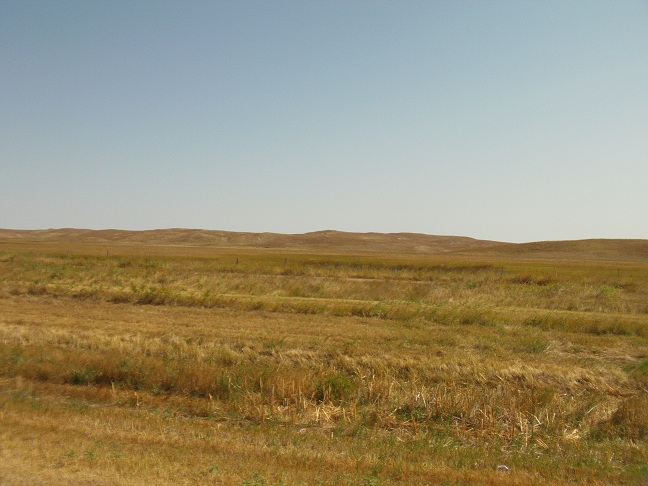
2 0 647 242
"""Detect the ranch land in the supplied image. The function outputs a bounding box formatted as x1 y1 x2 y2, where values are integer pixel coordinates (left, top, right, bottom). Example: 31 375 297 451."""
0 231 647 485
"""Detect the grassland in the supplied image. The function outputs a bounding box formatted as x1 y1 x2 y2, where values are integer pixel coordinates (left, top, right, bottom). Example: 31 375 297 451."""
0 235 647 485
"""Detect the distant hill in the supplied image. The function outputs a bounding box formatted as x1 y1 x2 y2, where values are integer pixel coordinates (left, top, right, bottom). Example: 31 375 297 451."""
0 228 500 254
461 239 648 262
0 228 646 261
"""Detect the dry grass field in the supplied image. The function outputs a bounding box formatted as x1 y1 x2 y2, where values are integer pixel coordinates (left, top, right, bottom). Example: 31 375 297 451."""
0 230 647 485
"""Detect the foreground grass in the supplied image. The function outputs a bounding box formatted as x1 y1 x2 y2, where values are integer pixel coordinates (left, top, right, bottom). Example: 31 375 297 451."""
0 242 647 484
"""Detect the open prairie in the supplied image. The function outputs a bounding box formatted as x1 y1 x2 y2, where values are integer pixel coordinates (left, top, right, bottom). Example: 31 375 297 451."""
0 230 647 485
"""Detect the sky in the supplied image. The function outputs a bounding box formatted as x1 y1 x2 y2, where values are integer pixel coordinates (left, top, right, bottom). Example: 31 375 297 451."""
1 0 647 243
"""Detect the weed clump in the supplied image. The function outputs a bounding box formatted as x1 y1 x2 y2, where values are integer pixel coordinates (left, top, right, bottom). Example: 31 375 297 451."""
315 372 356 404
592 395 648 440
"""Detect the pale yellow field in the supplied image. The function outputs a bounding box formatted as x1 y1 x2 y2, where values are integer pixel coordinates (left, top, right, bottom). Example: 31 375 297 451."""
0 238 646 485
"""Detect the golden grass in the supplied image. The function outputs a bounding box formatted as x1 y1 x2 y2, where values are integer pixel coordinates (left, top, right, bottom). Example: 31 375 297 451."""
0 240 647 485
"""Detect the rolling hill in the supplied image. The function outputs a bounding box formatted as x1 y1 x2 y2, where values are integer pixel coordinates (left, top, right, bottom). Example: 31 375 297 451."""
0 228 501 254
0 228 646 261
464 238 648 262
